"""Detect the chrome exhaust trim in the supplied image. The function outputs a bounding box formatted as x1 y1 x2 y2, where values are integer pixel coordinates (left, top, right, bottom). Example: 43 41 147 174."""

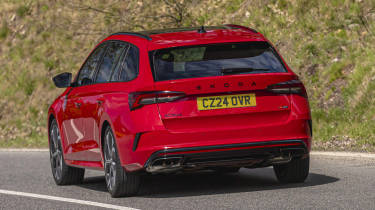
146 157 183 173
268 154 292 165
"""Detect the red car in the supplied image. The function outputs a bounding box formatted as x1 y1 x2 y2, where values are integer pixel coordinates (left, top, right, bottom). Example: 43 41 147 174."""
48 25 312 197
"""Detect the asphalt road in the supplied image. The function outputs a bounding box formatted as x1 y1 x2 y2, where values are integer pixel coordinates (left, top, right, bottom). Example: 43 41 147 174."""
0 151 374 210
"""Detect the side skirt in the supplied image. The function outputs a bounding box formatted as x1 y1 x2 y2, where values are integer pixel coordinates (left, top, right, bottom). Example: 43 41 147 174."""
65 159 104 171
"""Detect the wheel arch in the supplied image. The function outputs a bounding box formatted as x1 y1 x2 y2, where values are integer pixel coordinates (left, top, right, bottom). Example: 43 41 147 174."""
47 113 56 145
100 120 111 154
99 106 135 168
47 96 64 146
48 113 56 130
99 114 132 168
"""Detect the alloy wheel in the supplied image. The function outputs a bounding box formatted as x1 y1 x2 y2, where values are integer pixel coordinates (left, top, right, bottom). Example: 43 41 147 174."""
104 129 117 192
50 123 63 181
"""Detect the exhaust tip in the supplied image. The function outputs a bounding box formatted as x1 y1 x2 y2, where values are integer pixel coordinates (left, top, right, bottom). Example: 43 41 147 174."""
269 154 292 165
146 157 183 173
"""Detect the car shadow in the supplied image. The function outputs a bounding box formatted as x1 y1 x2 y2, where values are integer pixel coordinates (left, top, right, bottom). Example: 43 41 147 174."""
77 167 339 198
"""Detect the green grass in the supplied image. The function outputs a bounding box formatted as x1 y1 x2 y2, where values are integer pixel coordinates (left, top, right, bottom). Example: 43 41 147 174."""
16 5 29 18
0 134 48 148
0 22 9 39
0 0 375 150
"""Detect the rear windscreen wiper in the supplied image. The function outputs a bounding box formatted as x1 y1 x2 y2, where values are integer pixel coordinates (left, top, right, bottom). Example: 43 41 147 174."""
221 68 270 75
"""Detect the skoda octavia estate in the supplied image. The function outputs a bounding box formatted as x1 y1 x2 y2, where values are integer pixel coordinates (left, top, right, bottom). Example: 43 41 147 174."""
48 25 312 197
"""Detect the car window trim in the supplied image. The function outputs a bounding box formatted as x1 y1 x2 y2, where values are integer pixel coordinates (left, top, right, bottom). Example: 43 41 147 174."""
74 40 140 87
74 42 108 87
117 46 132 82
111 42 140 83
110 43 130 82
93 41 128 84
92 43 111 83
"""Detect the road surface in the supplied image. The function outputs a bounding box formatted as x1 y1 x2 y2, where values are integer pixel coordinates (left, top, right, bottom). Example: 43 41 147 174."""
0 151 374 209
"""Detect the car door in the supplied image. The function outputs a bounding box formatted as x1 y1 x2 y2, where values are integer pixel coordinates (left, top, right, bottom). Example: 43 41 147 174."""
62 43 107 161
79 41 128 162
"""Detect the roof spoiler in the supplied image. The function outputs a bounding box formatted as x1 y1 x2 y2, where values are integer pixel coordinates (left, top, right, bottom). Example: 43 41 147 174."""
110 32 152 40
224 24 258 33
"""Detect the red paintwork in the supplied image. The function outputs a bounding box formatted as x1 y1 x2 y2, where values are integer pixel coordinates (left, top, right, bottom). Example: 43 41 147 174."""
48 26 311 171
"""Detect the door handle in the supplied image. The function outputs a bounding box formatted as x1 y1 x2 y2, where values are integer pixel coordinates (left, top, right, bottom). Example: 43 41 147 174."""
74 102 82 108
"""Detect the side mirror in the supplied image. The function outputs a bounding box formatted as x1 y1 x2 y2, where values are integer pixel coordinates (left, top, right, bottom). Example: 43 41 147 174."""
52 72 72 88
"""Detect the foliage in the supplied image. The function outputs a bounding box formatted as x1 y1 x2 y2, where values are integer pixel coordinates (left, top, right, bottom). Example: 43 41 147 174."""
0 0 374 150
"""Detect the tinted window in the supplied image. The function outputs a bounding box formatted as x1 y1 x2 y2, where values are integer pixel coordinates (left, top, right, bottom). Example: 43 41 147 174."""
95 42 126 83
77 44 106 86
112 45 139 82
151 42 287 81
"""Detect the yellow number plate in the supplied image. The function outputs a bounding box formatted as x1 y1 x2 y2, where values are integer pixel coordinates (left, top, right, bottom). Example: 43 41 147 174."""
197 93 256 110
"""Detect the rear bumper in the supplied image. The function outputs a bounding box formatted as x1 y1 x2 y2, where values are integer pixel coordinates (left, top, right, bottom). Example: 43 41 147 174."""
145 139 307 173
125 139 308 173
118 118 311 172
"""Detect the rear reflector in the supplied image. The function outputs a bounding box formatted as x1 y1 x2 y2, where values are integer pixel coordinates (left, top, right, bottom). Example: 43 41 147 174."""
129 91 185 110
267 79 307 98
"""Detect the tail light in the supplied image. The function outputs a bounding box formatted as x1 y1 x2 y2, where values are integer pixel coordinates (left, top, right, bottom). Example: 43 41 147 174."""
129 91 185 110
267 79 308 98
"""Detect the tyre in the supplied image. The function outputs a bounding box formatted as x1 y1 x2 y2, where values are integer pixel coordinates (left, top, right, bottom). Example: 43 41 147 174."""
103 126 140 197
273 156 309 183
49 119 85 185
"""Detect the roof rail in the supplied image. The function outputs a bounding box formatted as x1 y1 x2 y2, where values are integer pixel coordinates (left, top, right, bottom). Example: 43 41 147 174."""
224 24 258 33
110 32 152 40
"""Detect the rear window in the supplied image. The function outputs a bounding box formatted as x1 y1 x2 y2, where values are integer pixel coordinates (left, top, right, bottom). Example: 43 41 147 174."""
151 42 287 81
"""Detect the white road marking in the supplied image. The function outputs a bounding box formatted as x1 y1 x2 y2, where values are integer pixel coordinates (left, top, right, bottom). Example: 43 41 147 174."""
0 189 139 210
311 151 375 159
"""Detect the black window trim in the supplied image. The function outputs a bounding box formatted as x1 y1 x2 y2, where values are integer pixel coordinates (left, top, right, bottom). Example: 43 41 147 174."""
73 40 140 87
117 45 131 82
93 41 128 84
73 42 108 87
110 43 130 82
92 42 111 83
110 42 140 83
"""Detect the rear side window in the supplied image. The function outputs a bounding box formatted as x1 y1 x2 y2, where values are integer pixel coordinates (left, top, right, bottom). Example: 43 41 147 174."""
112 45 139 82
151 42 287 81
77 44 106 86
95 42 126 83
